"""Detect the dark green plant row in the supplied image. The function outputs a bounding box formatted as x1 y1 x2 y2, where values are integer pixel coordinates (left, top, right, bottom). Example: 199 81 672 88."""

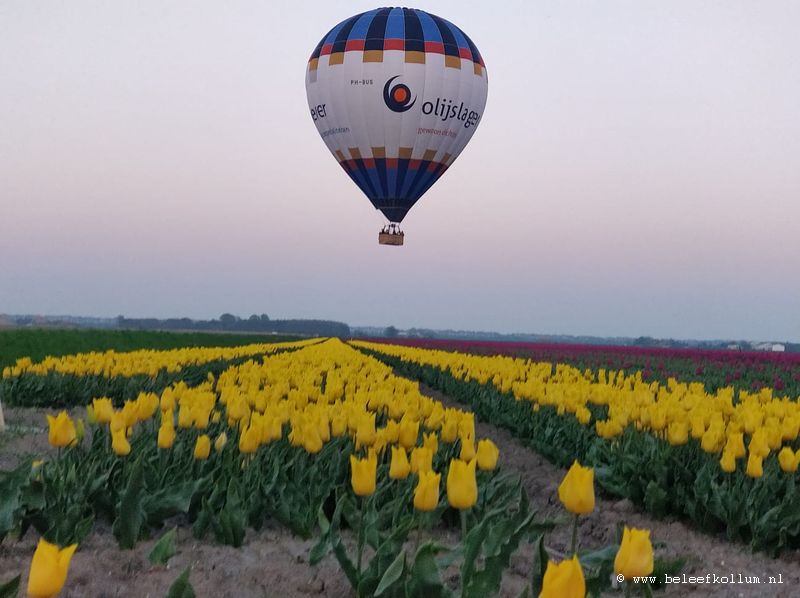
0 328 302 369
358 348 800 556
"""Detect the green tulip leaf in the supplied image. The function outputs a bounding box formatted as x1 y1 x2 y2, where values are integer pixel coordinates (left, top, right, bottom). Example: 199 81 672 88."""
165 567 196 598
0 574 21 598
148 527 178 565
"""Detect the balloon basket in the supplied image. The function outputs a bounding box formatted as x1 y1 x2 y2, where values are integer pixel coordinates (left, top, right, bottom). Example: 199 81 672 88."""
379 224 404 246
378 232 404 246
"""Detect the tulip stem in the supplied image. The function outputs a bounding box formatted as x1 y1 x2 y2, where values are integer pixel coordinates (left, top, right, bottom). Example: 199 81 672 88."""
460 509 469 540
570 513 579 554
357 496 366 580
415 514 423 553
625 583 632 597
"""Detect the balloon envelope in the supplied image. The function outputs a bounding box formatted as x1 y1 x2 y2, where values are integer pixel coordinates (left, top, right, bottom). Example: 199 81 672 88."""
305 7 488 223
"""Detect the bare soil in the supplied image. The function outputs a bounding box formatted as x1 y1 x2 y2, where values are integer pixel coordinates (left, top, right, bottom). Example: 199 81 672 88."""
3 396 800 597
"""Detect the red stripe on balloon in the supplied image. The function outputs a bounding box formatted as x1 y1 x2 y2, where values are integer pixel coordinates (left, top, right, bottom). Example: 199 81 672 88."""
383 38 404 51
345 39 365 51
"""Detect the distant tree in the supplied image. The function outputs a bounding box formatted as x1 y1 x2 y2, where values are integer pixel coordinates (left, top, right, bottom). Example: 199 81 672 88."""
384 326 399 338
260 314 270 321
219 313 238 329
249 314 260 322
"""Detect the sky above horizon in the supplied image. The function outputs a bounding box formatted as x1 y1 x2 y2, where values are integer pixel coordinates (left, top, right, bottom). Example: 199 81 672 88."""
1 1 798 342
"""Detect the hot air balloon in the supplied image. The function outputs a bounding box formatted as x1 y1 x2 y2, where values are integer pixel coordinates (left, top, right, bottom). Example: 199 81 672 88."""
305 7 488 245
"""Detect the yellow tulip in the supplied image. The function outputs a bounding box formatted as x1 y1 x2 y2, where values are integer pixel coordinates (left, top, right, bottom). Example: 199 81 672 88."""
239 425 260 454
422 432 439 455
214 432 227 452
350 452 377 497
459 435 476 461
389 446 411 480
92 398 114 424
476 439 499 471
331 413 347 437
414 470 441 512
614 527 654 579
303 423 324 454
157 423 175 449
111 427 131 456
725 432 746 459
194 435 211 460
779 447 798 473
177 406 193 429
46 412 77 448
720 450 737 473
410 447 433 475
355 413 377 448
558 461 595 515
109 411 126 434
446 458 477 510
746 453 763 478
667 421 688 446
398 417 419 449
27 538 78 598
440 418 458 443
539 555 585 598
749 429 770 458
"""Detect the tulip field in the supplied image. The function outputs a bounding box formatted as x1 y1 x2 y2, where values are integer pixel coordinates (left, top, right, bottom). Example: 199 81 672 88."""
1 336 800 596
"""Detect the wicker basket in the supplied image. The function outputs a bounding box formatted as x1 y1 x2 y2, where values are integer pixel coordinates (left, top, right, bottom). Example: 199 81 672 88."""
378 232 404 246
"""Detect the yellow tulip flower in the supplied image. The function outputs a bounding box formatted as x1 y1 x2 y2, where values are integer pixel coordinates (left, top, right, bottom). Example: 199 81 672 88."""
614 527 654 580
414 470 441 512
239 425 260 454
214 432 227 452
720 450 737 473
558 461 595 515
194 435 211 460
111 427 131 456
27 538 78 598
389 446 411 480
725 432 746 459
350 452 377 497
476 439 499 471
410 447 433 475
398 417 419 449
46 411 77 448
157 423 176 450
440 418 458 443
539 555 585 598
667 421 688 446
446 458 477 510
422 432 439 455
779 447 798 473
459 435 476 461
355 413 377 449
746 453 763 478
92 398 115 424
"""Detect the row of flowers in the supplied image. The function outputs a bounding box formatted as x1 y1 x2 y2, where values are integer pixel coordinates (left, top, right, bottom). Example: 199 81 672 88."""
2 338 318 379
352 341 800 476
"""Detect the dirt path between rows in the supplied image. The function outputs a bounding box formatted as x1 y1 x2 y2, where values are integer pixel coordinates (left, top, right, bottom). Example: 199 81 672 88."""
419 383 800 597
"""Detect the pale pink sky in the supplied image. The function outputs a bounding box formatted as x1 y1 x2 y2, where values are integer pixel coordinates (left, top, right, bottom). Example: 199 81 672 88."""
1 1 798 341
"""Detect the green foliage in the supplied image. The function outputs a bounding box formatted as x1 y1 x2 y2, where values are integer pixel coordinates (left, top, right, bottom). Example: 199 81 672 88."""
0 575 20 598
112 456 146 549
165 568 196 598
317 471 544 598
148 527 178 564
